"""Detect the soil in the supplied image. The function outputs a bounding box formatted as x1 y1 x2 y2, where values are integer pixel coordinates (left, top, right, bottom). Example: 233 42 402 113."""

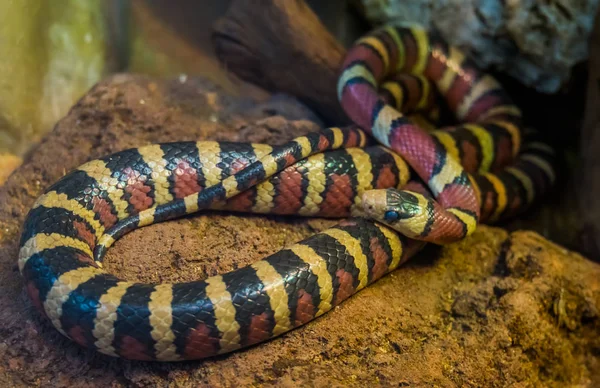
0 74 598 387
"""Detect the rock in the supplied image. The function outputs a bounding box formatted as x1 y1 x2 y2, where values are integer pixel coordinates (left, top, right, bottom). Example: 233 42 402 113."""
355 0 599 93
0 74 599 386
0 153 22 186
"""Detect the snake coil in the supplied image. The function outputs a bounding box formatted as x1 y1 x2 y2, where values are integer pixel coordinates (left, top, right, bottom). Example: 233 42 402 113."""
18 24 555 361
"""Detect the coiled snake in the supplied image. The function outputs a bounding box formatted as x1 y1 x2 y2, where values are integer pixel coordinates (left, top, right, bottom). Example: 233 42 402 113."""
18 24 556 361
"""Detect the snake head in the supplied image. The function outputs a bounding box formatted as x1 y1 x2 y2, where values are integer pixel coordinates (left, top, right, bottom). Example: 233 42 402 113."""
362 189 427 237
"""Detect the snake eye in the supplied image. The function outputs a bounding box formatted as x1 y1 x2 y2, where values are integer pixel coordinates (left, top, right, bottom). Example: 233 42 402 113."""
384 210 400 223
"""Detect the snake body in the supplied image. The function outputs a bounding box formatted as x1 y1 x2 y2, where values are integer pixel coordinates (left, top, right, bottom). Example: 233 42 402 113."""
19 24 556 361
339 24 528 242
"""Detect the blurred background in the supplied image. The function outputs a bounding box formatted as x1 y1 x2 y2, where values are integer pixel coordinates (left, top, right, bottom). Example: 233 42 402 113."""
0 1 365 158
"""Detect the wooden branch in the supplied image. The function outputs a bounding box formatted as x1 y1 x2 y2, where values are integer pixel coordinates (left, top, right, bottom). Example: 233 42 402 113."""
212 0 348 125
580 11 600 260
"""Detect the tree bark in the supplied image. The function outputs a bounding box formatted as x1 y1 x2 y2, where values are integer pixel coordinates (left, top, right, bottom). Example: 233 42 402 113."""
580 12 600 260
212 0 348 125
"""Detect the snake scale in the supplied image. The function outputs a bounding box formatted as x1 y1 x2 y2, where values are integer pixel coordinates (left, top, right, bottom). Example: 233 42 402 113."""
18 24 556 361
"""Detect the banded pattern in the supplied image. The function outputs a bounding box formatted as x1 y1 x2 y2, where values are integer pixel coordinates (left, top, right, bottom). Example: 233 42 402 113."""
378 73 441 126
20 178 420 361
19 23 556 361
90 126 368 257
338 23 526 242
362 129 556 241
472 129 556 223
18 126 554 361
18 126 417 361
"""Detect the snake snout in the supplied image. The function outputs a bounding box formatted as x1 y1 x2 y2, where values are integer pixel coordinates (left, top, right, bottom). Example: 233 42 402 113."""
361 190 388 219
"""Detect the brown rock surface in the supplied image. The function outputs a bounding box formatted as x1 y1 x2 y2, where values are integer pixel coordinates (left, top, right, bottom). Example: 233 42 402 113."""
0 75 599 387
0 153 22 186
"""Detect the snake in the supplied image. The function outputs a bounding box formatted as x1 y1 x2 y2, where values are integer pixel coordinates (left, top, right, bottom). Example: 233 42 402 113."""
18 24 556 361
339 24 530 243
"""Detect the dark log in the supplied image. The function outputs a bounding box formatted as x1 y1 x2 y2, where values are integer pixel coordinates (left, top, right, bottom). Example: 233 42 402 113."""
212 0 348 125
580 12 600 260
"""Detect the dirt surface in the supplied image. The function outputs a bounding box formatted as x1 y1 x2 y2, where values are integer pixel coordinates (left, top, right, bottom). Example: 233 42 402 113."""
0 75 599 387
